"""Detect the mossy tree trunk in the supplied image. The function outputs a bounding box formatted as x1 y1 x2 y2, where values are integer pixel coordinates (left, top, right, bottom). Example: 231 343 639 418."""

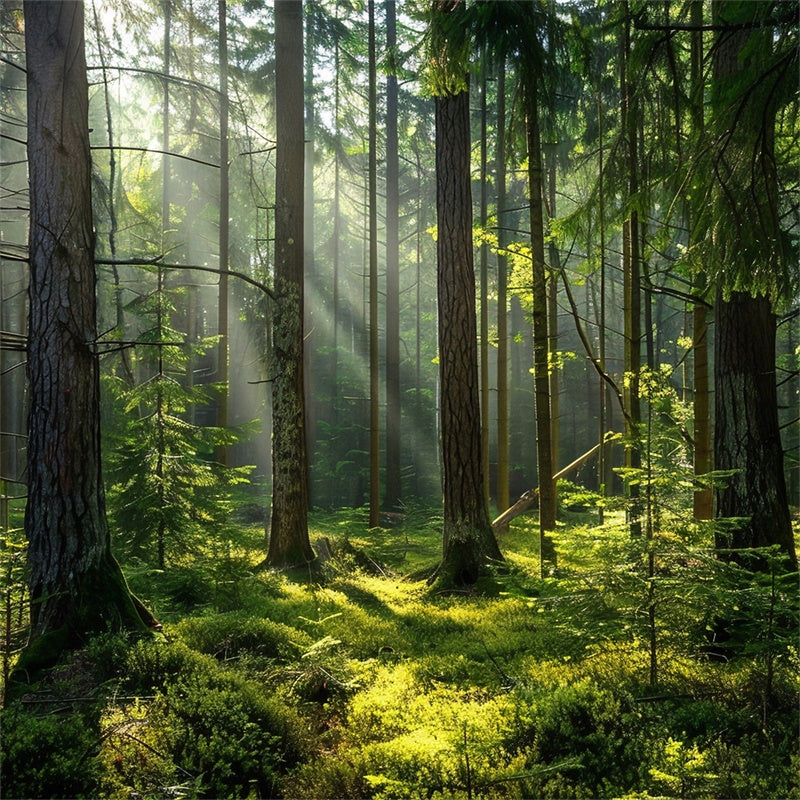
434 81 503 588
18 0 155 681
267 0 314 567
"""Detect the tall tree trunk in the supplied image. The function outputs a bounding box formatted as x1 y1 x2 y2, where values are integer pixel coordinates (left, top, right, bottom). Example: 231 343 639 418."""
330 10 342 501
435 81 503 588
268 0 314 567
18 0 155 681
715 292 795 564
621 0 642 536
509 294 533 497
495 67 510 516
156 0 171 569
304 0 317 502
384 0 401 511
367 0 380 527
596 90 610 521
526 87 556 566
479 58 491 508
547 154 560 502
711 2 795 568
90 0 134 386
216 0 230 466
690 0 712 520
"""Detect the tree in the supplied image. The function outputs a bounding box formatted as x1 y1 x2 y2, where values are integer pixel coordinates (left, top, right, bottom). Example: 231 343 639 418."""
688 0 712 521
429 0 503 588
707 1 797 567
367 0 380 527
495 65 510 515
526 85 556 541
15 0 157 682
267 0 314 567
468 0 561 557
217 0 230 466
478 55 491 508
620 0 642 537
384 0 402 512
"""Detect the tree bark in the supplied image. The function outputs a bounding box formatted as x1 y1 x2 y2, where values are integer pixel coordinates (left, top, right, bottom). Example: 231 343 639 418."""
384 0 401 511
18 0 155 681
216 0 230 466
715 292 795 564
621 0 642 536
435 84 503 588
495 66 510 515
710 1 795 568
367 0 380 528
526 88 557 569
479 58 491 509
690 0 712 520
268 0 314 567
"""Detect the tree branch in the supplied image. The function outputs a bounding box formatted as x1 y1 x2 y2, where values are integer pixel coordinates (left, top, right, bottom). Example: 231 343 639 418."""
94 257 275 301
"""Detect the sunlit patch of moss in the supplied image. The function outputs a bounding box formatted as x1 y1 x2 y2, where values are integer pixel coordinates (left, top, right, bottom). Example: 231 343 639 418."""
34 498 791 800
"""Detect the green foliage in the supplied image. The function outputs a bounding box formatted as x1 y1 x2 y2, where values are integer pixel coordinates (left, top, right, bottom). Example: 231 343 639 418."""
1 705 102 799
1 515 27 690
5 508 797 800
96 638 308 799
505 680 650 798
103 371 254 567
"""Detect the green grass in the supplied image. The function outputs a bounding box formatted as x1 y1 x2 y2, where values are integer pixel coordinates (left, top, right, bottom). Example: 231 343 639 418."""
2 506 798 799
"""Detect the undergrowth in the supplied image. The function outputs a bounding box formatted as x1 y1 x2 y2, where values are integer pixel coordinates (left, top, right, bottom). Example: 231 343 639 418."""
2 507 798 799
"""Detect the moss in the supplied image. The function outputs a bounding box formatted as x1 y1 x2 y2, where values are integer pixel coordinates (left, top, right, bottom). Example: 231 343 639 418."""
7 552 157 700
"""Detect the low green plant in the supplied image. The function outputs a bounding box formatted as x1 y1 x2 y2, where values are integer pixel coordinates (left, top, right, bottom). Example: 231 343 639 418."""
1 705 102 799
102 638 308 798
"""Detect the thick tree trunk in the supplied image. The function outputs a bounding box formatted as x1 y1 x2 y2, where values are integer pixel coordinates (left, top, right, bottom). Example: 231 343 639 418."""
435 86 503 588
710 2 795 569
268 0 314 567
18 0 154 680
714 292 796 565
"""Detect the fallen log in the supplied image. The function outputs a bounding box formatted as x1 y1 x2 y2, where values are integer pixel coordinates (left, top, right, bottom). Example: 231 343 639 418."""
492 434 621 531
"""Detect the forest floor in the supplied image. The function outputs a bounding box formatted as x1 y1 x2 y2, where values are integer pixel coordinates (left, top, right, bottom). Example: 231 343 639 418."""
3 493 799 799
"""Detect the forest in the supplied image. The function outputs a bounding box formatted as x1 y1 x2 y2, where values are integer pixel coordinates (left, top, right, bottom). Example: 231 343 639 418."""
0 0 798 798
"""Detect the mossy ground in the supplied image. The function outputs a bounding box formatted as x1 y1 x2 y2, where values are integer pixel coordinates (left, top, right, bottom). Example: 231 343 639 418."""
2 500 798 799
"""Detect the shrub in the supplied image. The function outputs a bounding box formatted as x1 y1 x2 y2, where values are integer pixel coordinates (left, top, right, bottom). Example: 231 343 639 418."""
1 706 101 799
151 673 305 798
107 638 308 798
505 679 651 798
